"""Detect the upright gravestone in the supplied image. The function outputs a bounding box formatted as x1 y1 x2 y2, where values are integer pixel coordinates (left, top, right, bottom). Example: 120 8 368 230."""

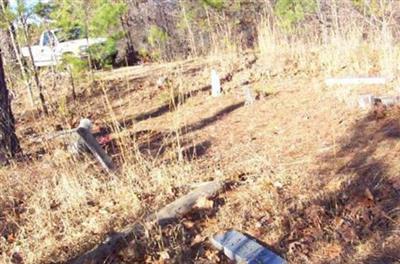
211 230 285 264
211 69 221 97
358 94 374 109
243 86 255 105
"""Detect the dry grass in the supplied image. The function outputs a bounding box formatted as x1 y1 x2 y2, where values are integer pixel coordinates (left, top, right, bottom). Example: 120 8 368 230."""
1 21 400 264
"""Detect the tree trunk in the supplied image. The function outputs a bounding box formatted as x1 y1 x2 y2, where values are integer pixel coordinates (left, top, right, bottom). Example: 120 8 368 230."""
19 16 48 115
179 0 198 57
0 51 21 165
0 0 15 68
0 0 34 107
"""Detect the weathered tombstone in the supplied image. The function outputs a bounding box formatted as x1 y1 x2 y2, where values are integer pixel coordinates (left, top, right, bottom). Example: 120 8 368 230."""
379 95 400 106
211 69 221 97
72 118 116 173
358 94 400 109
243 86 255 105
358 94 375 109
325 77 387 86
211 230 285 264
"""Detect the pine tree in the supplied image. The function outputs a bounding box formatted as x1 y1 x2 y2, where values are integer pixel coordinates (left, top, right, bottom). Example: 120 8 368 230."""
51 0 127 69
0 50 21 165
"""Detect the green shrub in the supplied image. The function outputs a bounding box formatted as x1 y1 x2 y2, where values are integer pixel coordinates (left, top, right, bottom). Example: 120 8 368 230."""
274 0 316 32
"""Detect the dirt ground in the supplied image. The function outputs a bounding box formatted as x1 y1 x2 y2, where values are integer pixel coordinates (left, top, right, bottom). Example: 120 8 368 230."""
2 52 400 263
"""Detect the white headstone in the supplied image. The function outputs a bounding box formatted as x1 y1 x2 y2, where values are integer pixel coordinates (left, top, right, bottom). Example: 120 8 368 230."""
358 94 374 109
243 86 255 105
211 69 221 97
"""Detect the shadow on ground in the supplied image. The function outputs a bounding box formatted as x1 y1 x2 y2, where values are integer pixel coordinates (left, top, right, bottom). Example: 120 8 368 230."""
62 188 228 264
276 110 400 263
100 101 245 162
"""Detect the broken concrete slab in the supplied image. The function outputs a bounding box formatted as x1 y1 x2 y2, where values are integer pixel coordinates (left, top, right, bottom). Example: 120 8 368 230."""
211 229 285 264
378 95 400 106
358 95 400 109
325 77 387 86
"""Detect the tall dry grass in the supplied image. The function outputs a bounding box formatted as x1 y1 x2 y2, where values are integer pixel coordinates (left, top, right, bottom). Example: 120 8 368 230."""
2 8 400 263
257 14 400 79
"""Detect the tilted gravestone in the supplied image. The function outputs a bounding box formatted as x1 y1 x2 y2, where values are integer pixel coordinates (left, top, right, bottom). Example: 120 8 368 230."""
211 230 285 264
72 118 116 173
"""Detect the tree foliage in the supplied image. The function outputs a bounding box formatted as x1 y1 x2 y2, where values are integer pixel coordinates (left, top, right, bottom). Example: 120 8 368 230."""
274 0 316 32
201 0 225 10
50 0 127 68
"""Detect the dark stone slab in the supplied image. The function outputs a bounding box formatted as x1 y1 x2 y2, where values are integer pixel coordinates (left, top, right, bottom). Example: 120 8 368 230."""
211 230 285 264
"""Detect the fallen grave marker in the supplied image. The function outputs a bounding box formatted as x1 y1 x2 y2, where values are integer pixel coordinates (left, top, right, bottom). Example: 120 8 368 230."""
211 229 285 264
358 95 400 109
325 77 387 86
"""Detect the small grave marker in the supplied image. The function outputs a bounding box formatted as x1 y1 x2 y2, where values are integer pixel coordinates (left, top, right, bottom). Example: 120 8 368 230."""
74 118 116 173
379 95 400 106
358 94 374 109
211 69 221 97
211 230 285 264
358 95 400 109
243 86 255 105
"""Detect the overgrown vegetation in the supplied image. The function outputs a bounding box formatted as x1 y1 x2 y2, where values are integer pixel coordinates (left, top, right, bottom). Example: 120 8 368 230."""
0 0 400 263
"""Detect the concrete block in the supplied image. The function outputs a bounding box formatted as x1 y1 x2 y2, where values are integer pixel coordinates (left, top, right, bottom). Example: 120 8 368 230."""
325 77 386 86
211 230 285 264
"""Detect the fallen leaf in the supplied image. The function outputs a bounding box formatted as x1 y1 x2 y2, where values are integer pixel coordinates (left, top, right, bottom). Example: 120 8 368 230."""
7 233 16 243
324 243 342 259
205 249 218 261
364 188 374 201
11 252 23 264
339 224 358 243
159 251 170 260
98 135 112 145
182 220 195 229
191 234 204 246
